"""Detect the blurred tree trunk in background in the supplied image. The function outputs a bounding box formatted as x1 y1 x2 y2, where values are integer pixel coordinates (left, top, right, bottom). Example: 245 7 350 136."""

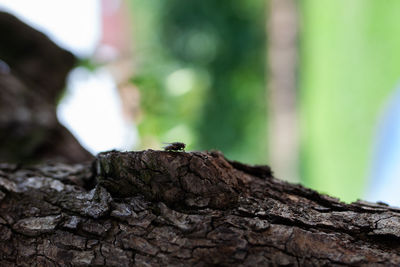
267 0 299 183
0 12 93 164
300 0 400 202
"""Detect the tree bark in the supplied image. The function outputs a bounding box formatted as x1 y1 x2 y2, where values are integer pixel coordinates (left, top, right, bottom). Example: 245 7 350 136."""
1 149 400 266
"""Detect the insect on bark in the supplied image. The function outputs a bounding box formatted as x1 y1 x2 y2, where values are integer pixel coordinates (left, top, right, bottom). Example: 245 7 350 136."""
163 142 186 152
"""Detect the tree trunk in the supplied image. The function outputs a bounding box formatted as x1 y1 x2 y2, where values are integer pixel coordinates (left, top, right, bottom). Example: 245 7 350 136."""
0 11 93 164
1 149 400 266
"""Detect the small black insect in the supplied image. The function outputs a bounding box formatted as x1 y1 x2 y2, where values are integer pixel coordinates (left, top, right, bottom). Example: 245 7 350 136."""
163 142 186 152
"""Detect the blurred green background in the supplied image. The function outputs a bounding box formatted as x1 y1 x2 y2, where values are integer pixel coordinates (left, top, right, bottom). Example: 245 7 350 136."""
130 0 268 164
127 0 400 203
300 0 400 202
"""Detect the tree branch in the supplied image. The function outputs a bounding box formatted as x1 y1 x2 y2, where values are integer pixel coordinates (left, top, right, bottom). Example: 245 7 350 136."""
1 150 399 266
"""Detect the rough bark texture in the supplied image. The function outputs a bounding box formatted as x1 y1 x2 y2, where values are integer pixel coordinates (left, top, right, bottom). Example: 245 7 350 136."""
0 11 93 164
1 149 400 266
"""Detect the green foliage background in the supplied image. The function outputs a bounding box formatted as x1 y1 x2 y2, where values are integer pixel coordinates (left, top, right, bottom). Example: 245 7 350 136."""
129 0 268 164
300 0 400 202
